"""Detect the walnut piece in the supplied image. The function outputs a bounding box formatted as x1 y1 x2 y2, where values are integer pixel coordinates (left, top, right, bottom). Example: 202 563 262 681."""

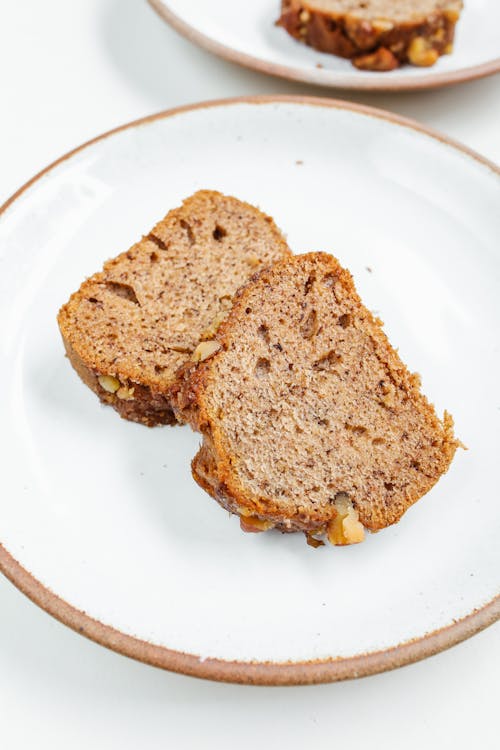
407 37 439 67
192 340 222 362
98 375 120 393
353 47 399 71
116 385 135 401
327 493 365 545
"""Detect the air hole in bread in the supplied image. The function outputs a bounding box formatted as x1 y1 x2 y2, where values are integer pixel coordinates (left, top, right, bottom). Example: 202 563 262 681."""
213 224 227 241
346 423 367 435
384 482 395 491
255 357 271 378
323 272 340 301
180 219 195 244
372 437 385 446
304 273 315 294
300 308 318 339
330 491 350 504
105 282 140 306
258 324 270 344
338 313 351 328
147 233 169 252
150 251 158 262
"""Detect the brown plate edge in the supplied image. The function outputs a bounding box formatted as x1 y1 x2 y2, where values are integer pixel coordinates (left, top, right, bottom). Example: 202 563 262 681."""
1 542 499 686
0 94 499 686
147 0 500 92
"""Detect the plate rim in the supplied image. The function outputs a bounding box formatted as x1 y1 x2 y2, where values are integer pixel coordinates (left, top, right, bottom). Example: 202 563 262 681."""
1 95 499 686
147 0 500 92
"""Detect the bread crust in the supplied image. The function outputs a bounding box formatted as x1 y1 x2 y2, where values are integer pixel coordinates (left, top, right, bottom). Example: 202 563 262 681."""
63 337 177 426
277 0 462 71
172 252 460 542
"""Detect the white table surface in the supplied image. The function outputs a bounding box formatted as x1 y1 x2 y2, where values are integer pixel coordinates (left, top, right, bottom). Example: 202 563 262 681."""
0 1 498 747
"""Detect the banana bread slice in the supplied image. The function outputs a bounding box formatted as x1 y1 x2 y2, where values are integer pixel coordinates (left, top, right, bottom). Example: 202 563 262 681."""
173 252 460 545
58 191 291 426
277 0 463 71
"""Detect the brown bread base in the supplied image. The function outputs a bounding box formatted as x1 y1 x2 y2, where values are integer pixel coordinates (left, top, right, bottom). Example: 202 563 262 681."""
63 338 177 426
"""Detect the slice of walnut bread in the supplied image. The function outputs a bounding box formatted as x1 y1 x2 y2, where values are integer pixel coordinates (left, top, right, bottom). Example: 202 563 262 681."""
277 0 463 71
58 191 291 426
173 252 460 545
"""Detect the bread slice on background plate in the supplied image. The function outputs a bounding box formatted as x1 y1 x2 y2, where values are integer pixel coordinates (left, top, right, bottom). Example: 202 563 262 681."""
172 252 460 546
277 0 463 71
58 191 291 426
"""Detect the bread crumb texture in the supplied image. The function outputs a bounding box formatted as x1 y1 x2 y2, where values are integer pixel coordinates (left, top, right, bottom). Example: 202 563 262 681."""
174 252 460 543
58 191 290 426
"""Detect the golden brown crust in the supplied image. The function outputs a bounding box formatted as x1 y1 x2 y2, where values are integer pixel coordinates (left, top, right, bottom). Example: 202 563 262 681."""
58 191 290 426
172 252 460 543
277 0 462 70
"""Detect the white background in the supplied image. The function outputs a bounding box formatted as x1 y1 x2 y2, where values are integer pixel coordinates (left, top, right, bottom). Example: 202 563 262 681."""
0 1 498 747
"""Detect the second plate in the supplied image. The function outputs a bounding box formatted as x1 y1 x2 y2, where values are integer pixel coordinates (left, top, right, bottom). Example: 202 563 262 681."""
149 0 500 91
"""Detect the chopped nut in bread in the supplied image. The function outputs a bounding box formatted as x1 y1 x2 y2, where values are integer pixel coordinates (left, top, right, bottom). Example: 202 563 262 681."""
192 340 222 362
98 375 120 393
407 36 439 66
327 493 365 545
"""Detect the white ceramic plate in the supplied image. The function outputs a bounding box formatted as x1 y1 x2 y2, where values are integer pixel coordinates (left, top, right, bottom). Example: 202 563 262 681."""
148 0 500 91
0 97 499 685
